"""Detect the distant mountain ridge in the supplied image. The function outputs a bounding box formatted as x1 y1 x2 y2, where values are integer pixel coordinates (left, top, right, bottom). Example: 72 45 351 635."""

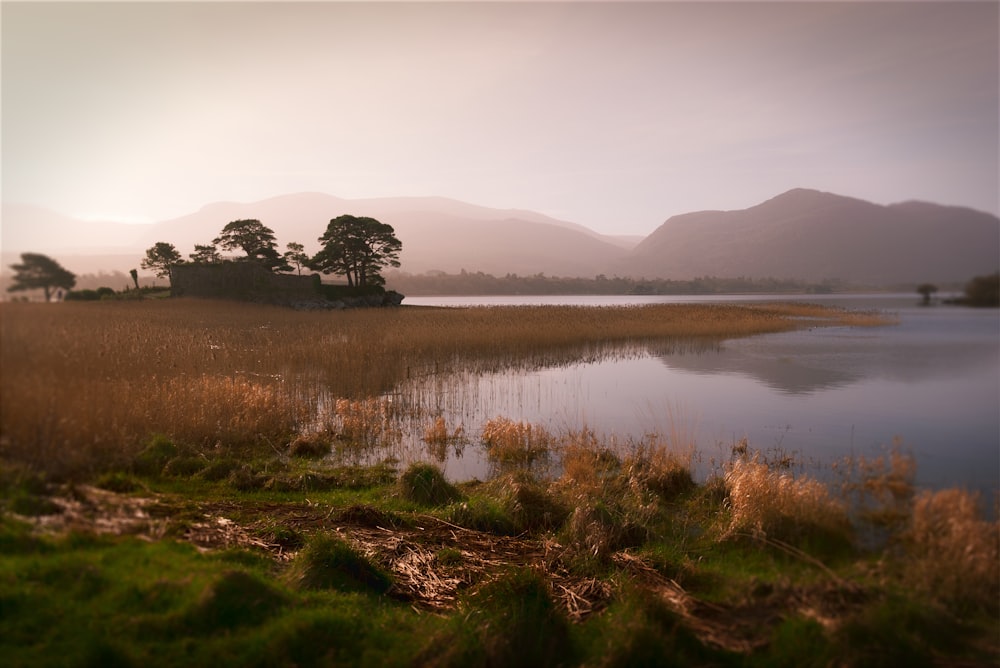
138 192 634 277
621 188 999 285
2 188 997 286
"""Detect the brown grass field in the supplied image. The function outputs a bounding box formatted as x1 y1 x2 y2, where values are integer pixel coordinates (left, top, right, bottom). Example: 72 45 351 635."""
0 298 885 478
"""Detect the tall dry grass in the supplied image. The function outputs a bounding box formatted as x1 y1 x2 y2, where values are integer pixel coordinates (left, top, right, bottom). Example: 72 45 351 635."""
722 456 851 544
0 299 886 477
481 417 556 468
555 429 694 561
906 488 999 612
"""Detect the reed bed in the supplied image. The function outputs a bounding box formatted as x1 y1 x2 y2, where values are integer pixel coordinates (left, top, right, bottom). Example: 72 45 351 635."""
1 298 886 478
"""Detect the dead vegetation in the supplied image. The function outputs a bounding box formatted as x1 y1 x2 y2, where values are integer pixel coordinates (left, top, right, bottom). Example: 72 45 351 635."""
12 482 874 652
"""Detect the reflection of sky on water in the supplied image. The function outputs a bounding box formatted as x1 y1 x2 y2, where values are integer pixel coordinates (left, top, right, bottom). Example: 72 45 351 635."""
392 303 999 498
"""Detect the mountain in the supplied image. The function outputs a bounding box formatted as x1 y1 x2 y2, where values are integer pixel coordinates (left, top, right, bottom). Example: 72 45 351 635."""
621 188 1000 285
134 192 633 277
3 189 997 287
0 192 634 278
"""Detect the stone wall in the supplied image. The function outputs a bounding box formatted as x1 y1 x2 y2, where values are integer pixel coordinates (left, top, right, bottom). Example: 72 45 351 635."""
169 262 403 309
170 263 320 301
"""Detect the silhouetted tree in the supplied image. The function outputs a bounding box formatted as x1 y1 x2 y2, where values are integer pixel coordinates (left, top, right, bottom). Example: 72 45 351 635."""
141 242 184 279
7 253 76 301
916 283 937 306
311 215 402 287
962 272 999 307
213 219 289 272
189 243 222 264
283 242 309 275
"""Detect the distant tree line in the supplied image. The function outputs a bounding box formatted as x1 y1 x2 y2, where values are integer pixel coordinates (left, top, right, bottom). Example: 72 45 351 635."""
140 215 402 288
385 270 847 297
943 272 1000 307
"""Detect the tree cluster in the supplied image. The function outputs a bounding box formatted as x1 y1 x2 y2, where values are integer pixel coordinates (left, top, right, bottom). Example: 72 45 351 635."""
140 215 401 288
957 272 999 307
387 270 844 297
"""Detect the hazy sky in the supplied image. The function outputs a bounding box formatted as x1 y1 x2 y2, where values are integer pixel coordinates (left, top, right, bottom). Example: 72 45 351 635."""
3 1 998 235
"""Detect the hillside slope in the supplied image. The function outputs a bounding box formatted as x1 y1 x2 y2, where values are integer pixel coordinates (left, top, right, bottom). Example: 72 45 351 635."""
621 189 1000 284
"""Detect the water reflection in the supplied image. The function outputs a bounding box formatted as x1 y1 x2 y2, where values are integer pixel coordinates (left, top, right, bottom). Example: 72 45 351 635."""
330 301 998 500
654 343 861 395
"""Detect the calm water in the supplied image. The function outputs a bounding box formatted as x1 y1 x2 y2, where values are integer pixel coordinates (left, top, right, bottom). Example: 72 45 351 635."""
393 294 999 497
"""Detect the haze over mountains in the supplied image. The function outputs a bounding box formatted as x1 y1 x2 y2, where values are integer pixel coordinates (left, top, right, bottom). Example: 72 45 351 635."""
2 188 997 287
625 189 1000 285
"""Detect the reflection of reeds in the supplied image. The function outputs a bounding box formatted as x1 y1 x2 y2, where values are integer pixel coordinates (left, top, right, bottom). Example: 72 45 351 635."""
835 442 917 537
330 398 402 447
422 416 465 463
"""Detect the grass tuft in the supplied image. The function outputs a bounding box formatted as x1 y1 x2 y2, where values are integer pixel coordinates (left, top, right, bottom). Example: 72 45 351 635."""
186 569 288 632
906 488 999 613
287 433 332 458
94 471 142 494
131 434 179 477
723 456 851 545
399 462 462 506
427 567 575 668
481 417 555 469
624 439 695 501
444 497 519 535
284 532 392 594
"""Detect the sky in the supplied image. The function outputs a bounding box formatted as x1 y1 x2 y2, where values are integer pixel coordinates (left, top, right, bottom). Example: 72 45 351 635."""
2 1 998 236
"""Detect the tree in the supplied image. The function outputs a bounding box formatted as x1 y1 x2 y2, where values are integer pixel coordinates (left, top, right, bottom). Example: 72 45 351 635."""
916 283 937 306
311 215 402 287
189 243 222 264
7 253 76 301
283 242 309 275
213 219 289 271
962 272 999 307
141 242 184 279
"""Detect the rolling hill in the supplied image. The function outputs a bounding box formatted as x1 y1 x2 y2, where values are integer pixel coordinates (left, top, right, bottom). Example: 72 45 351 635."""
135 193 634 277
620 188 999 285
2 188 997 287
1 193 632 278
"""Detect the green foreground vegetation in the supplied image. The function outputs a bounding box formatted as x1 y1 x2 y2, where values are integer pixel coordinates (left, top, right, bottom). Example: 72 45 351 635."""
1 300 997 667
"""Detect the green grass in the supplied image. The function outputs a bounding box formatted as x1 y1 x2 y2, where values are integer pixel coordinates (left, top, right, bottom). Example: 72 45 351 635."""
421 567 578 668
284 532 392 594
0 522 431 668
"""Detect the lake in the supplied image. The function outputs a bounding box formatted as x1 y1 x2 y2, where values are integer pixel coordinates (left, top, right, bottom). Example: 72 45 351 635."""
391 294 999 499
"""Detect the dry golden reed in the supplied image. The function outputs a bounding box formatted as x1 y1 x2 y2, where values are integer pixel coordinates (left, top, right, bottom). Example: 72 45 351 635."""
327 398 402 448
723 457 850 542
553 431 694 561
906 488 999 611
481 417 555 465
0 298 885 477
